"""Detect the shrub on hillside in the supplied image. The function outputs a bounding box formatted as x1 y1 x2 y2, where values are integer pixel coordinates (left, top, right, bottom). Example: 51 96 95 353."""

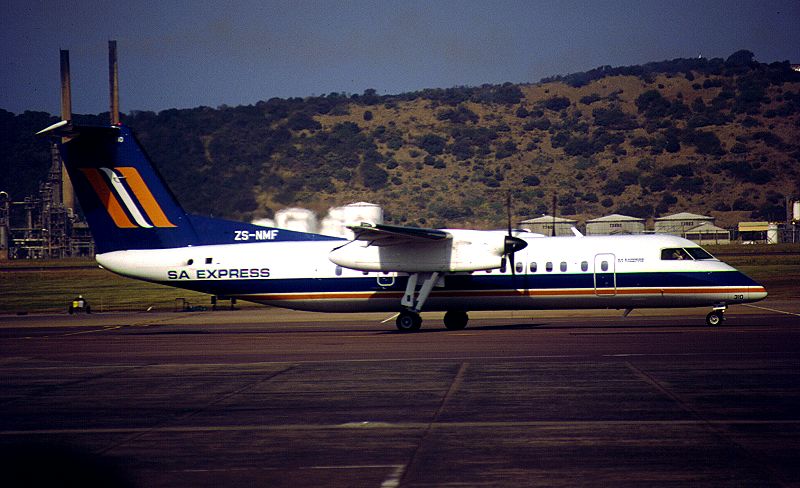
541 96 570 111
636 90 671 118
360 161 388 190
417 133 447 155
437 105 479 124
592 106 637 130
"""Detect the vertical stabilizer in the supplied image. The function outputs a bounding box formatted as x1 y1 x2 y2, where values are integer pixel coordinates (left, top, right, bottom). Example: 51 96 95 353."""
45 123 198 253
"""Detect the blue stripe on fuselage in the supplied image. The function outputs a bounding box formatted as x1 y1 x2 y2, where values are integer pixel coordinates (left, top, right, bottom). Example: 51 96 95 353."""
157 270 759 297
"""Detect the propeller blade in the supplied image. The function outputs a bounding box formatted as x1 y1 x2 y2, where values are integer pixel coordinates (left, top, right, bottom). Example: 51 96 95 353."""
507 191 512 236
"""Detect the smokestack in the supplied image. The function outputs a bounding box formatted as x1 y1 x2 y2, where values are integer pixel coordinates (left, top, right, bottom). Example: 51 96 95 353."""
59 49 74 212
60 50 72 121
109 40 119 125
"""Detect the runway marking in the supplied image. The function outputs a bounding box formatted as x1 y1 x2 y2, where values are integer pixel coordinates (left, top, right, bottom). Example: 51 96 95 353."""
625 361 789 486
13 312 207 339
381 464 406 488
303 464 402 470
743 303 800 317
5 419 800 436
398 362 469 485
4 350 793 371
97 363 298 456
61 325 122 336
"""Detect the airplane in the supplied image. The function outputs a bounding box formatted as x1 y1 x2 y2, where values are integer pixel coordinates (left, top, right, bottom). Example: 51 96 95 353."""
38 120 767 331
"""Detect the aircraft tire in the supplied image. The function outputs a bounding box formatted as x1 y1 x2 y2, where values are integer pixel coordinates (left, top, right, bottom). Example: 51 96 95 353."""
706 311 724 326
396 311 422 332
443 310 469 330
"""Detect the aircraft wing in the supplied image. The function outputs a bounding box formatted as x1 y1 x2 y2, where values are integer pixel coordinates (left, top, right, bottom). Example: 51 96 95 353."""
348 223 451 246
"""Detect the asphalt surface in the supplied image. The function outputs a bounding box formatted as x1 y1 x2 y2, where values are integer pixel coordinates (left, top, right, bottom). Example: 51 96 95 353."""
1 302 799 487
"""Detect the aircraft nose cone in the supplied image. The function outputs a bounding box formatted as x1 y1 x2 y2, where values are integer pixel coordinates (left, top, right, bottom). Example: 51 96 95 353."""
749 286 768 302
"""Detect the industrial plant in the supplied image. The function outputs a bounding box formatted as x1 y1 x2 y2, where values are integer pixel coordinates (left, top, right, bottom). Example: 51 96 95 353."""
2 42 799 260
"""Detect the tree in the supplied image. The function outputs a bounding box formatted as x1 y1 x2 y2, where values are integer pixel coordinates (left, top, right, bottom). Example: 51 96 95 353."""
541 96 570 111
417 134 447 155
725 49 754 67
360 161 388 190
635 90 671 118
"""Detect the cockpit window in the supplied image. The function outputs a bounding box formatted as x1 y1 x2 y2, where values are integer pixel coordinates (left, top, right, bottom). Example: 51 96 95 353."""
685 247 715 260
661 248 691 260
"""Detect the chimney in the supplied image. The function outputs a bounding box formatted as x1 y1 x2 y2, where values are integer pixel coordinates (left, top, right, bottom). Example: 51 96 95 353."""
59 49 74 212
109 40 120 125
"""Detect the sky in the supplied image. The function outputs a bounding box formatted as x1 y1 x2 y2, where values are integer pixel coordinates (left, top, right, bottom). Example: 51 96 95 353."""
2 0 799 115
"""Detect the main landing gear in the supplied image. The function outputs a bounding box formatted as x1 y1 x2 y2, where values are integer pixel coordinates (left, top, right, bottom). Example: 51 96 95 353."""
394 272 470 332
394 310 471 332
705 304 727 326
396 311 422 332
443 310 469 330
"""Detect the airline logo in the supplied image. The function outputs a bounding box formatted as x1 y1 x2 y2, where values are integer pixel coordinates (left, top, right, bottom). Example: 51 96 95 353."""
80 167 176 228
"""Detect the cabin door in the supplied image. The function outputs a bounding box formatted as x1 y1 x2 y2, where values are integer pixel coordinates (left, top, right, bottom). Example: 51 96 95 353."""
593 253 616 296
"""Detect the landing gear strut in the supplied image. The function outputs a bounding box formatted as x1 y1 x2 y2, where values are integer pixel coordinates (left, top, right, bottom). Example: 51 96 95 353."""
444 310 469 330
396 311 422 332
394 272 442 332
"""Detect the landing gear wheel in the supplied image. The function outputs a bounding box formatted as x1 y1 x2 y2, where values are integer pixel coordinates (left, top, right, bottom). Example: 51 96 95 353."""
443 310 469 330
706 310 724 326
396 311 422 332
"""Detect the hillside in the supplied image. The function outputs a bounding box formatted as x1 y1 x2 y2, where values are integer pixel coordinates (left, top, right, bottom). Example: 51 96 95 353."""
2 50 799 229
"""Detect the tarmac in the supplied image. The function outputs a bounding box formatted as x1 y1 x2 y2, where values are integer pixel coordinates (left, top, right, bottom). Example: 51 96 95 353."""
1 300 799 487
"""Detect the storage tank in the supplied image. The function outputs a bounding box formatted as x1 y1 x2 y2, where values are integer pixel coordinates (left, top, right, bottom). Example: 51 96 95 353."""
318 202 384 238
342 202 383 227
767 223 780 244
319 216 346 237
251 218 276 228
274 208 318 233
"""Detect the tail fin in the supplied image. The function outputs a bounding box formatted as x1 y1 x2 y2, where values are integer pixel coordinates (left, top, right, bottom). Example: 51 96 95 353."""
38 121 342 253
41 122 198 253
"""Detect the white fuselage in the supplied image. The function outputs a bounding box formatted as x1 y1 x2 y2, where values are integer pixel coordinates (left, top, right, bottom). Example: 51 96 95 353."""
96 233 767 314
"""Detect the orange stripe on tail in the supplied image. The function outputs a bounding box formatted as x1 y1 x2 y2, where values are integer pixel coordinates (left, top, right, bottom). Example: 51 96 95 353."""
80 168 136 228
116 167 176 228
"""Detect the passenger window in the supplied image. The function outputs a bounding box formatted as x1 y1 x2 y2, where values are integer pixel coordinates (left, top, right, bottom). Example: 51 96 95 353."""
581 261 588 272
515 262 524 273
335 265 343 276
560 262 567 272
500 259 507 273
661 248 691 260
529 262 537 273
205 257 213 264
601 261 608 272
546 262 553 272
187 259 194 266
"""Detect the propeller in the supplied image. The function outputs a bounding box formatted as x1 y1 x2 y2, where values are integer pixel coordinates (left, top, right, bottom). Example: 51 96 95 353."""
503 191 527 275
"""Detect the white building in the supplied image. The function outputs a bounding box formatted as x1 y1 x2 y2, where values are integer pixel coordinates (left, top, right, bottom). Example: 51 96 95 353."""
654 212 715 236
518 215 578 236
683 222 730 245
586 214 645 235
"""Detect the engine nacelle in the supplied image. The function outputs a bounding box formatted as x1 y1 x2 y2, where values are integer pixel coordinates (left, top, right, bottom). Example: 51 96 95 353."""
329 229 518 273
